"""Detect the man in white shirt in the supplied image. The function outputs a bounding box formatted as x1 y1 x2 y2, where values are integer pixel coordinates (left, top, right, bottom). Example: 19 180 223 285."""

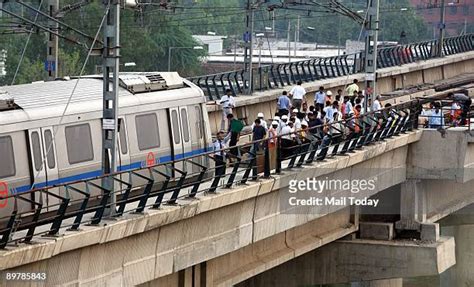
289 81 306 110
212 130 231 176
314 86 326 112
219 89 235 130
344 97 353 117
372 95 382 112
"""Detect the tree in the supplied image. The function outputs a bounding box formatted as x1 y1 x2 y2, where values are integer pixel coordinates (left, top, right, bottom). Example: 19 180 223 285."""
0 0 207 85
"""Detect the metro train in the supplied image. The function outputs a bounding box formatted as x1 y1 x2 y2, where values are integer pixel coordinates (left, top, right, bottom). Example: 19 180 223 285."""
0 72 213 214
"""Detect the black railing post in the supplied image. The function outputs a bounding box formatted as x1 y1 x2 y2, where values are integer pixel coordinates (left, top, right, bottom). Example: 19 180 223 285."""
48 197 70 236
0 198 17 249
66 185 91 230
90 181 112 225
226 156 242 188
276 138 282 174
263 142 271 178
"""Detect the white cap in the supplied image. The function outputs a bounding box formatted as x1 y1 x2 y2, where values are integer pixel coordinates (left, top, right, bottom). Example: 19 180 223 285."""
292 108 299 113
301 120 308 126
281 115 289 120
274 115 280 121
257 112 264 118
271 121 279 126
327 91 333 96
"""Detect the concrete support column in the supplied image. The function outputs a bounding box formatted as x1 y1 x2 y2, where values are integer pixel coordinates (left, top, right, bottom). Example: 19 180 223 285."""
396 180 426 231
351 278 403 287
441 224 474 287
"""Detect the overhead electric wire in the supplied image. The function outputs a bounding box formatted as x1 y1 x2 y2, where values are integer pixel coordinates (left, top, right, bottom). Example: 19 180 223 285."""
10 0 44 85
29 3 110 189
15 0 101 44
258 8 275 65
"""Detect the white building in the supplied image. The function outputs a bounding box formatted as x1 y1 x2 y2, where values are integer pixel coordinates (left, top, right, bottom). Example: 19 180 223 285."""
193 35 225 56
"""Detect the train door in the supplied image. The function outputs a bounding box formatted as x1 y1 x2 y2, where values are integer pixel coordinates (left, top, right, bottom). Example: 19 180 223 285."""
190 105 205 173
27 127 59 210
168 107 192 173
117 118 131 171
179 107 192 172
42 127 59 188
169 108 183 172
27 129 46 190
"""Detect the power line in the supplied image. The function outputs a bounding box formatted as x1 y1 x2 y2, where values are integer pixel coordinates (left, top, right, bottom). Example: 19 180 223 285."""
29 3 111 189
10 0 44 85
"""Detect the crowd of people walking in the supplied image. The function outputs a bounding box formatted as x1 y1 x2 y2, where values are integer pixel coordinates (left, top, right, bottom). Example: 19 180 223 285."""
213 82 472 176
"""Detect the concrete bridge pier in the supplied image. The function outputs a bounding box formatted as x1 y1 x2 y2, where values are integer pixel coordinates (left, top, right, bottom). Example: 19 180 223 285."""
438 205 474 287
395 179 440 242
351 278 403 287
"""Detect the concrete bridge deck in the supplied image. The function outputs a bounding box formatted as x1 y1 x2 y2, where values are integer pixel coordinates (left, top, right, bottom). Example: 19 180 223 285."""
0 126 422 286
2 45 474 287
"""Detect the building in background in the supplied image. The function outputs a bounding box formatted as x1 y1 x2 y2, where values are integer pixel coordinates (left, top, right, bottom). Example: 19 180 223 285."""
0 50 6 77
409 0 474 36
193 35 226 56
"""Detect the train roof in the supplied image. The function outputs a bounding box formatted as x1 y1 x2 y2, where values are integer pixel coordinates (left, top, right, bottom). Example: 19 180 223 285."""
0 72 206 131
0 72 202 111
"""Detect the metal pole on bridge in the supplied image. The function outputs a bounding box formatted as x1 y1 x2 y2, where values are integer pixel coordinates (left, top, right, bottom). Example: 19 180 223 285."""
437 0 446 57
46 0 59 81
101 0 120 217
244 0 255 95
363 0 380 113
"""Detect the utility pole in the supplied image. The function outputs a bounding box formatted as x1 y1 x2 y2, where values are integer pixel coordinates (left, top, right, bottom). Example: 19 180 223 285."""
243 0 255 95
462 18 467 35
272 10 275 32
338 14 342 56
297 15 300 43
46 0 59 80
233 37 237 70
437 0 446 57
294 15 299 57
100 0 120 218
363 0 380 113
287 20 291 63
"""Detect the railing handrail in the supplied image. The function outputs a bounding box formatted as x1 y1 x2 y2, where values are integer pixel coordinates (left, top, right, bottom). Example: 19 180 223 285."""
189 34 474 100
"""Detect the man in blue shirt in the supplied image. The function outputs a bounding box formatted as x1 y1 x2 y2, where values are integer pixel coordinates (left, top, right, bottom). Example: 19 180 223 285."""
429 102 445 129
344 97 354 118
277 91 291 116
314 86 326 112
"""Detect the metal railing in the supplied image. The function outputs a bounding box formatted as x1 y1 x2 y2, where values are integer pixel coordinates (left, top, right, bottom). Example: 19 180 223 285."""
189 34 474 100
0 99 438 249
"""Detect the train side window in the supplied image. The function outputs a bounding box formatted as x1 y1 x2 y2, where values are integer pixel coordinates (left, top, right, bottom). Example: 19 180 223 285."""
65 123 94 164
181 109 190 142
118 119 128 154
136 113 160 150
44 130 56 169
31 132 42 171
195 106 202 139
171 110 180 144
0 136 16 178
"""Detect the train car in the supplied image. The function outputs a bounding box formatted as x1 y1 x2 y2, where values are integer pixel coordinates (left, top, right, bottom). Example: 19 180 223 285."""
0 72 213 215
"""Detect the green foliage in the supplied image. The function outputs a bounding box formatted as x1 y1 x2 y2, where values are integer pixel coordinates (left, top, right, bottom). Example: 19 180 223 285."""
0 0 431 85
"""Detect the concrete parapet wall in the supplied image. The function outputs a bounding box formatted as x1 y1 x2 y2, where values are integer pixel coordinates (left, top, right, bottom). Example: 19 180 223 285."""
408 129 474 183
0 132 421 286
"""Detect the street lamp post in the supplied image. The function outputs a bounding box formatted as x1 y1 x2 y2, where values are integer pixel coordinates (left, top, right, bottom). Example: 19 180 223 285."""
168 46 203 72
307 26 316 50
255 33 264 68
